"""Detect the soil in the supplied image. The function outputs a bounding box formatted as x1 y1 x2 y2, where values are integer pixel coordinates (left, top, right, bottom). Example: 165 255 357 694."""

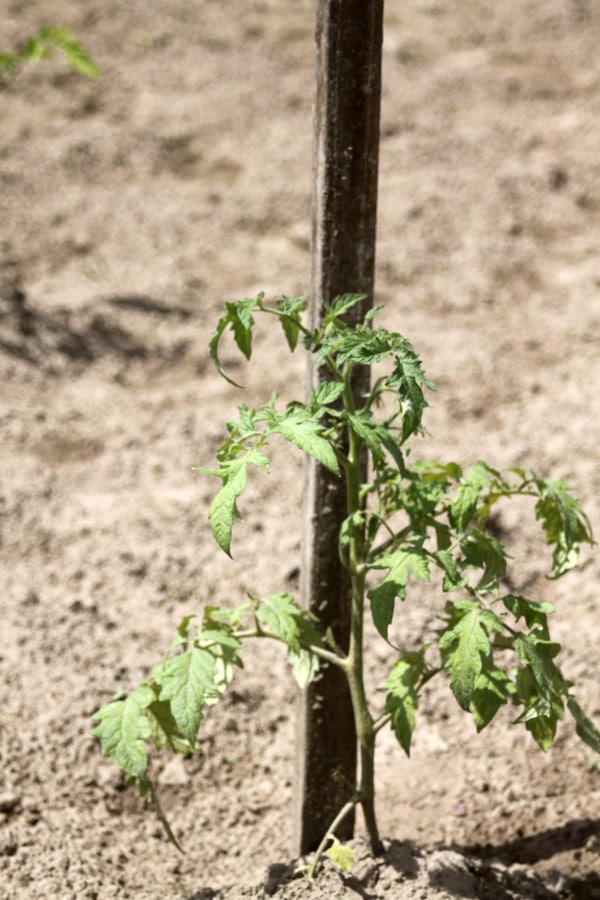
1 1 599 898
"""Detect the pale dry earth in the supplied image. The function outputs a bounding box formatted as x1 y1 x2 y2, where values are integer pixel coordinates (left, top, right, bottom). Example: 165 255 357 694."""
1 1 599 898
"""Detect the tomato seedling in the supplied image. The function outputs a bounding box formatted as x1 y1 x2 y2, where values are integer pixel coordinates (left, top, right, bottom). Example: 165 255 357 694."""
94 294 598 873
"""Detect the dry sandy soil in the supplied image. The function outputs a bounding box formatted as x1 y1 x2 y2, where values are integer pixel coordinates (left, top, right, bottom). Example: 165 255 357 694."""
1 1 599 898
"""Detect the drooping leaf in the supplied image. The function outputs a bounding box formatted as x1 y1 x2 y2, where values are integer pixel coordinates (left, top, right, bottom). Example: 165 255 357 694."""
378 429 406 472
385 346 435 441
439 603 503 711
338 511 365 570
288 646 320 689
525 712 560 750
459 528 508 591
92 684 155 779
567 698 600 755
276 295 306 351
512 635 572 749
514 635 571 713
368 581 398 642
196 629 243 698
348 410 386 464
470 666 514 731
208 463 247 556
368 545 430 639
534 478 594 577
146 699 194 754
502 594 553 636
384 657 422 755
208 295 262 386
153 648 219 745
434 549 466 592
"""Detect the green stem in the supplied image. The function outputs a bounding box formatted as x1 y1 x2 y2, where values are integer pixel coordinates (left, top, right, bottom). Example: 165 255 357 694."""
343 405 383 856
305 795 360 879
233 628 346 668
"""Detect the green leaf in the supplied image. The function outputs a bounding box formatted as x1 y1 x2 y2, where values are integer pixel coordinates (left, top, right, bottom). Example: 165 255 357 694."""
385 657 422 755
153 648 219 745
288 646 320 689
459 528 508 591
1 27 100 84
334 329 400 366
274 408 339 474
276 295 306 351
470 666 514 731
203 602 252 629
39 27 100 79
386 346 435 441
525 713 560 750
368 545 430 639
324 293 366 322
534 478 594 577
348 410 386 464
378 429 406 473
325 837 354 873
208 295 263 386
368 581 398 642
514 635 571 714
364 304 385 326
92 684 154 779
567 698 600 755
208 463 247 556
196 629 243 697
448 463 494 531
439 604 502 710
434 549 466 592
502 594 553 636
255 592 304 650
310 380 345 408
146 699 194 754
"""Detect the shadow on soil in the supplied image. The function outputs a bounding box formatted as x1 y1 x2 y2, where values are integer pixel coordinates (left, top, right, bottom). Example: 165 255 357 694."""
462 817 600 900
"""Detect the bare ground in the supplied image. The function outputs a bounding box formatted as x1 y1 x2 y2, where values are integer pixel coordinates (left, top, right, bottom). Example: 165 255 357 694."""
1 1 599 898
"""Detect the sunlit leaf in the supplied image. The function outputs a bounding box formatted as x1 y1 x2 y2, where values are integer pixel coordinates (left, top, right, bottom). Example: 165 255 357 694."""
92 684 154 779
274 409 339 474
439 604 502 711
153 649 219 745
325 837 354 873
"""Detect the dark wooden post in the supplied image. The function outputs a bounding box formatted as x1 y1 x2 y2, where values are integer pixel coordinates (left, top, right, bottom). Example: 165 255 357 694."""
293 0 384 855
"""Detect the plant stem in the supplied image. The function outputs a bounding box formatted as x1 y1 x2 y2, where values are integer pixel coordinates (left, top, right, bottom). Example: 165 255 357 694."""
306 795 360 879
233 629 346 668
344 406 383 856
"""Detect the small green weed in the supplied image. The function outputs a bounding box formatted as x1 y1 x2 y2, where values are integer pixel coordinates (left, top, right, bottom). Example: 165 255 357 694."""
0 27 99 85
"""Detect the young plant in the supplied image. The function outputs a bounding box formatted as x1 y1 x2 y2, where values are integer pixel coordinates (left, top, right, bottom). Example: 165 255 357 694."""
93 294 598 873
0 27 99 86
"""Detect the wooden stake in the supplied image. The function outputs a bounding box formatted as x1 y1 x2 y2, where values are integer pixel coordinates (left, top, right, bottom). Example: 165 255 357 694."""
293 0 384 855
